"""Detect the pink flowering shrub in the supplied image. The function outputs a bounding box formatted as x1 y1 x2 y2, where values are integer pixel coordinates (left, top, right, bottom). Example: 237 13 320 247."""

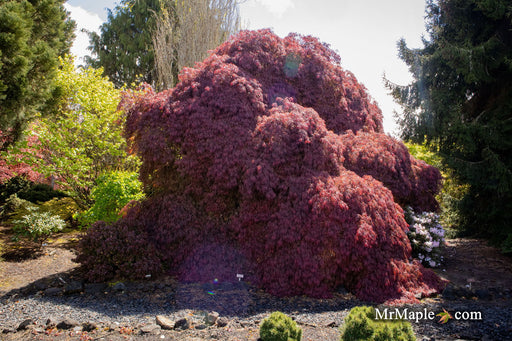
79 29 444 303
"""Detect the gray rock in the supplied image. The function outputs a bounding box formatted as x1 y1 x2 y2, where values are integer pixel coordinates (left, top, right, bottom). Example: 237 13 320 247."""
140 324 161 335
64 281 84 294
44 287 62 296
156 315 174 330
32 327 45 334
239 321 253 328
323 320 338 327
205 311 219 325
195 324 208 330
112 282 126 292
174 317 190 330
72 326 83 333
17 319 34 331
216 317 228 327
57 318 80 330
82 322 97 332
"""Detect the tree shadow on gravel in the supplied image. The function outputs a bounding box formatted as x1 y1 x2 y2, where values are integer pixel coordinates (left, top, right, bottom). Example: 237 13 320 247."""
0 268 362 318
1 246 43 262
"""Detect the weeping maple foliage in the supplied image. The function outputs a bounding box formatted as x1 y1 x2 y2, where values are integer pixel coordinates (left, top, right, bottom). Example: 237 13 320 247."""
78 29 444 304
0 131 42 184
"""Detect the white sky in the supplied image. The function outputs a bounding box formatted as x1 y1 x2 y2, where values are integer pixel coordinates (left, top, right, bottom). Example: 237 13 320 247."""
64 0 428 135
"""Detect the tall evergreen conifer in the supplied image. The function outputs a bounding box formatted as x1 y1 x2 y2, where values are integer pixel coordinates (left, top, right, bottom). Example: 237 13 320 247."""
387 0 512 251
0 0 75 150
86 0 161 88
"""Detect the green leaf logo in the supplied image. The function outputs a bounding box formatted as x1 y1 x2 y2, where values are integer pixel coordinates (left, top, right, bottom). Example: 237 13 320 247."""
436 308 453 324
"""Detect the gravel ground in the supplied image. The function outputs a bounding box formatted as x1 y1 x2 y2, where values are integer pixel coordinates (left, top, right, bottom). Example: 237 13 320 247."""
1 276 511 340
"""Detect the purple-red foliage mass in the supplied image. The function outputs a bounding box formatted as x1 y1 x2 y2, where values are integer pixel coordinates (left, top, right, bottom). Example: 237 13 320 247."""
78 29 444 304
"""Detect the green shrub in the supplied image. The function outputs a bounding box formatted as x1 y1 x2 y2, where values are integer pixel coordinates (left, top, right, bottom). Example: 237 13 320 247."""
39 197 80 222
2 194 38 221
76 171 144 227
0 176 32 204
12 207 65 247
340 306 416 341
260 311 302 341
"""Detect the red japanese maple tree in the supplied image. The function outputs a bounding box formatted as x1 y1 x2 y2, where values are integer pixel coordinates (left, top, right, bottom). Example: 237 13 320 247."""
78 29 445 304
0 131 42 184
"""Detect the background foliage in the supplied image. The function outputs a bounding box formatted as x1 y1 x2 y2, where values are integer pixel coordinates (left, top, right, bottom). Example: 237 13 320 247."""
87 0 242 91
86 0 160 88
405 142 469 234
152 0 241 90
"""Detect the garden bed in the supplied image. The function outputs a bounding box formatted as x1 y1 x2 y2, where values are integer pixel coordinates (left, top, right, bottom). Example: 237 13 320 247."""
1 227 512 340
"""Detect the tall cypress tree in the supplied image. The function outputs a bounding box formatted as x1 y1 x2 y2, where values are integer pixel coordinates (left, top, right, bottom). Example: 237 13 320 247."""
387 0 512 251
86 0 161 88
0 0 75 150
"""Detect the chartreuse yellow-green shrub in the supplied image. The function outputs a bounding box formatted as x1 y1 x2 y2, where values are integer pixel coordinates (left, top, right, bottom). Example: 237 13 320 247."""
76 171 144 227
260 311 302 341
404 142 469 236
340 306 416 341
39 197 80 222
22 56 140 209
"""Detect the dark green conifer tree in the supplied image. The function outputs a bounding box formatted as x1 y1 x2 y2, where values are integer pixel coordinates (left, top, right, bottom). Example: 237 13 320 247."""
0 0 75 150
387 0 512 251
86 0 161 88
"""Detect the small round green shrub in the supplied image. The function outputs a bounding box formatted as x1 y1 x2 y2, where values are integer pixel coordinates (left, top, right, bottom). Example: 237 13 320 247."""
76 171 144 227
39 197 80 222
260 311 302 341
12 207 65 247
340 306 416 341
